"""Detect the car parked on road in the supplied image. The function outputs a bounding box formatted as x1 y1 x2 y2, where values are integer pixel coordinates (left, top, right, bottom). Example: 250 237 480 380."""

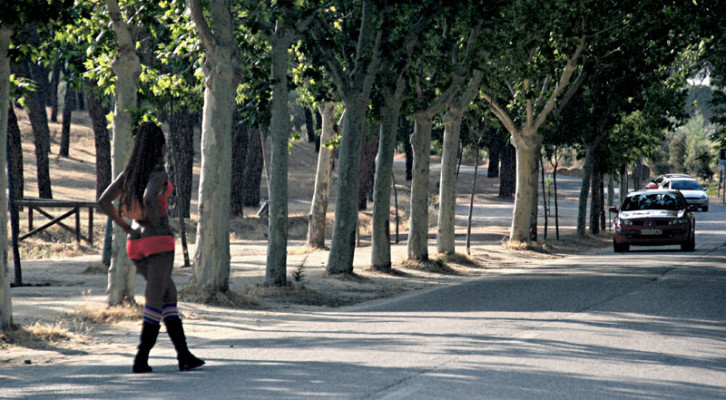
609 189 696 253
658 176 709 211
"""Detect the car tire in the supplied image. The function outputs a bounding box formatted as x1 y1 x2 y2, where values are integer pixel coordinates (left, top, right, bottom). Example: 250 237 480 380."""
613 242 629 253
681 235 696 252
702 206 708 212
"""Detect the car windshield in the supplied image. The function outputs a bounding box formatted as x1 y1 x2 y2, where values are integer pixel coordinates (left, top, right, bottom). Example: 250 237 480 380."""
671 180 702 190
621 193 684 211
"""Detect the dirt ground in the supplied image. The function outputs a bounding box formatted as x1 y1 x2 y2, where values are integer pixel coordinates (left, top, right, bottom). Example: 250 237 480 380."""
0 107 610 368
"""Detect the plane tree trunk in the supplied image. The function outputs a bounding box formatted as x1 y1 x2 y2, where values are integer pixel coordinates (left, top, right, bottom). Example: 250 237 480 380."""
105 0 140 305
437 70 483 255
1 26 14 331
307 102 337 249
188 0 241 293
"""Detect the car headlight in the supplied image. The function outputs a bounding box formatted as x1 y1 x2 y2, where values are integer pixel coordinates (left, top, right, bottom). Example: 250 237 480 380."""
617 218 633 226
701 194 708 200
669 217 686 225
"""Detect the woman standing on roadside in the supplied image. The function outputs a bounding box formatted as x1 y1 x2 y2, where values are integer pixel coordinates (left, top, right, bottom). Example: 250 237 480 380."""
98 121 204 373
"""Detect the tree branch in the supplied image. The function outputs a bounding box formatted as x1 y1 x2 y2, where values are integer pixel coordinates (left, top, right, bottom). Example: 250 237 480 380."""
349 0 380 89
308 20 349 97
187 0 217 51
553 68 587 115
533 35 587 132
360 27 383 95
452 69 483 111
481 91 518 135
106 0 135 49
422 21 482 117
535 76 551 110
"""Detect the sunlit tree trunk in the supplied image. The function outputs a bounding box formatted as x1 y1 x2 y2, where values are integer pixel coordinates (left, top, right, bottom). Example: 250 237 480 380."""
265 22 294 286
307 102 337 249
482 39 585 242
188 0 240 293
437 70 482 254
510 131 541 242
0 26 14 331
106 0 140 305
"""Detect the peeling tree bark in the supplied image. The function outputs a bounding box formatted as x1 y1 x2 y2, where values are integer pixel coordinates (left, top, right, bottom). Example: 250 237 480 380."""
482 37 586 242
188 0 240 293
437 70 483 255
307 102 337 249
408 24 480 260
106 0 140 305
311 0 383 274
408 113 434 261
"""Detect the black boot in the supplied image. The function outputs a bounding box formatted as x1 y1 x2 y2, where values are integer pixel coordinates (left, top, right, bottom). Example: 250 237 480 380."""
133 321 160 373
164 318 205 371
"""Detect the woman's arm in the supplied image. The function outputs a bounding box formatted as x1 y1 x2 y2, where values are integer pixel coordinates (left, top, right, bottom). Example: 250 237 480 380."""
98 173 135 235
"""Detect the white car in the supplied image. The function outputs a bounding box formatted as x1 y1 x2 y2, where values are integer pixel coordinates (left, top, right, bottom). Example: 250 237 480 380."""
659 177 709 211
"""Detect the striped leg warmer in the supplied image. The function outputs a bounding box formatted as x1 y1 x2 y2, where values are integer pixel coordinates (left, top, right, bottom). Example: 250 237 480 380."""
162 303 180 323
142 305 162 325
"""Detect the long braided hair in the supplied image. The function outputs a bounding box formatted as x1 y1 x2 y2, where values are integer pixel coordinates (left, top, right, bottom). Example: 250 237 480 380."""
119 122 166 216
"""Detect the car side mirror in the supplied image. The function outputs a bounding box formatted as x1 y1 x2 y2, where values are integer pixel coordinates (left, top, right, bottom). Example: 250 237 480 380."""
608 207 618 213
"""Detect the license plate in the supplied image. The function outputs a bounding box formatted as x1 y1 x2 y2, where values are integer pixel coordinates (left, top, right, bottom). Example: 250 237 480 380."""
640 229 662 235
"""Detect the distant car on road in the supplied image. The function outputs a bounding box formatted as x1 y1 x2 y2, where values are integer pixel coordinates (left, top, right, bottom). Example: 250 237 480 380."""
609 189 696 253
659 176 709 211
650 173 692 187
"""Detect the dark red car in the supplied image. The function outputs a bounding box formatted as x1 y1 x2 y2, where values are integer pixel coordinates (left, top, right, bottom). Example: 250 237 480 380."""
609 189 696 252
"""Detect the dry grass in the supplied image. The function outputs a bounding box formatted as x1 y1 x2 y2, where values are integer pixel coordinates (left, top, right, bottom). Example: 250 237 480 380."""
249 280 367 308
179 285 262 308
0 322 93 350
445 252 488 268
66 302 142 324
316 271 370 283
503 240 553 253
82 262 109 274
399 256 460 275
501 232 611 256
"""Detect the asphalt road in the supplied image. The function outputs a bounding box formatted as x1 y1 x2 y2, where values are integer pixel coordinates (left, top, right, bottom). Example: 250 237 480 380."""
3 192 726 399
